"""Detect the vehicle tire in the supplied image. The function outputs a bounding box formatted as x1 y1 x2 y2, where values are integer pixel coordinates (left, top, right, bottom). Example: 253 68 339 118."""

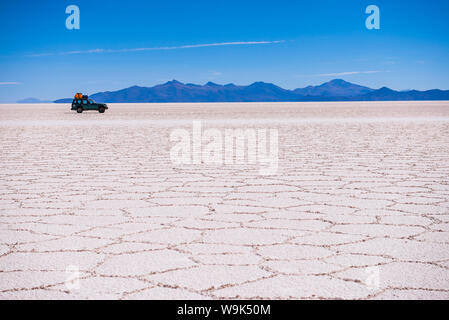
98 106 105 113
76 107 83 113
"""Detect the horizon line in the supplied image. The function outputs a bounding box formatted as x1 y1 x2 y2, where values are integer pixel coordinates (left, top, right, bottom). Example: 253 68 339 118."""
10 78 449 103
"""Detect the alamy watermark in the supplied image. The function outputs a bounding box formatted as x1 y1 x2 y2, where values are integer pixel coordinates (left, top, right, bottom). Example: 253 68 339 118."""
170 121 279 175
65 265 80 291
364 266 380 290
365 5 380 30
66 5 80 30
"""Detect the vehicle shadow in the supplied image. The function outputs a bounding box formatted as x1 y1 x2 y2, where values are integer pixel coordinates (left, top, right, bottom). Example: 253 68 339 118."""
63 112 106 115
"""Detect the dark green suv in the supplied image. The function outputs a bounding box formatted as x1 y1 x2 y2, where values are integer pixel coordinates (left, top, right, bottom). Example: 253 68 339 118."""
71 98 108 113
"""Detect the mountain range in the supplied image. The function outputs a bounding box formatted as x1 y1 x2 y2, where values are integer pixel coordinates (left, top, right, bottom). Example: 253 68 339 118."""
52 79 449 103
17 97 53 103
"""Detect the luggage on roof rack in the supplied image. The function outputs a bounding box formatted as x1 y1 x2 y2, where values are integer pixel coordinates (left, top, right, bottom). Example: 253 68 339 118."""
74 93 88 99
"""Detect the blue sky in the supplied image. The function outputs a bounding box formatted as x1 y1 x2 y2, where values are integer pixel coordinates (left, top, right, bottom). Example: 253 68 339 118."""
0 0 448 102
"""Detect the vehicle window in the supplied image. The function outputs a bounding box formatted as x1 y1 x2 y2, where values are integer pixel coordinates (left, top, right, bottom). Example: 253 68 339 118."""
83 100 88 104
89 99 94 104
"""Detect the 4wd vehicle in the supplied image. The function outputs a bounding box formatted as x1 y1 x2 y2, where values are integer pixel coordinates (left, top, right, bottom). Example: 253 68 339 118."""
71 93 108 113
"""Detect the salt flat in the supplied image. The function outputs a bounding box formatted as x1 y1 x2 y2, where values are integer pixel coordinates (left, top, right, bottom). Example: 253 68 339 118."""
0 102 449 300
